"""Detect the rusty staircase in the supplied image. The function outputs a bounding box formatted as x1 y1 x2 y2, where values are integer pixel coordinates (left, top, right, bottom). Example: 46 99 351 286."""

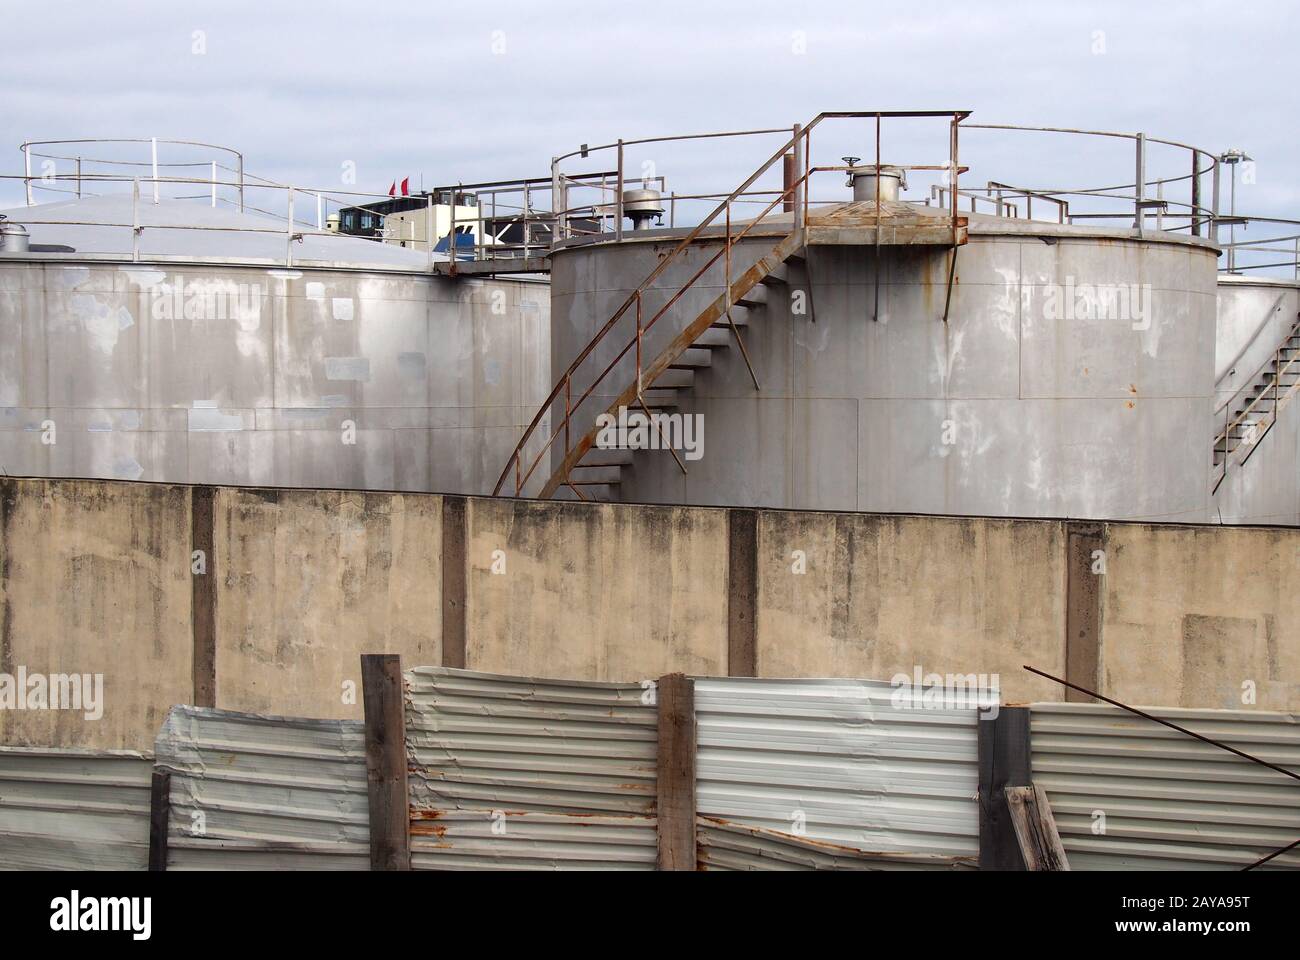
1212 313 1300 494
494 112 970 502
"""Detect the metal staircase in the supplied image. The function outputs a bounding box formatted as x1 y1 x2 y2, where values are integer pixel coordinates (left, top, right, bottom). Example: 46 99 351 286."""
1212 313 1300 494
494 111 969 502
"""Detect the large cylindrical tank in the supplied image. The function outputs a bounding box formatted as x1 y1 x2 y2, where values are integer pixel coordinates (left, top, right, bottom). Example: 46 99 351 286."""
1211 275 1300 525
0 196 550 494
549 212 1220 521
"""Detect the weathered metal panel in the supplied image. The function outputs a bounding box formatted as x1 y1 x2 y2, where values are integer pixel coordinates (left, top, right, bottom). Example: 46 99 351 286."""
154 706 368 870
0 746 152 870
405 667 657 870
1030 702 1300 870
695 677 982 857
410 811 657 870
405 666 657 816
697 818 977 871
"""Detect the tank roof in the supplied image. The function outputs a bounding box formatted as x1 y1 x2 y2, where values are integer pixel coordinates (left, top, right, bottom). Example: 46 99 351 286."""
0 194 445 270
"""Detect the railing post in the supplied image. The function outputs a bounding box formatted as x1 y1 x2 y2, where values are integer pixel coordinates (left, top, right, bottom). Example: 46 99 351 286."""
22 142 32 206
210 161 217 208
1133 132 1145 233
523 181 531 261
426 192 434 270
1211 158 1221 246
316 192 323 231
615 139 624 241
1191 151 1202 237
237 154 245 213
151 136 159 205
564 376 571 458
449 185 458 276
76 157 82 199
286 186 294 268
635 291 643 397
131 177 140 262
792 124 804 231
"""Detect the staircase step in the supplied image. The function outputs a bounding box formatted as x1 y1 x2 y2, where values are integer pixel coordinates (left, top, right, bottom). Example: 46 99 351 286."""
735 287 768 308
693 328 733 348
580 450 634 467
569 465 624 483
651 368 695 389
710 312 751 330
669 348 713 369
759 265 791 286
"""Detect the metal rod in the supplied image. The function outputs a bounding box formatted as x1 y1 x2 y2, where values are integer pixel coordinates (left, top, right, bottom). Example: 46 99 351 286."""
77 157 82 199
210 161 217 208
151 137 159 205
23 144 32 206
131 177 140 262
1244 837 1300 871
1133 132 1144 232
615 139 624 242
1191 152 1202 237
286 187 294 267
873 113 882 322
793 123 804 231
427 193 434 269
1023 665 1300 784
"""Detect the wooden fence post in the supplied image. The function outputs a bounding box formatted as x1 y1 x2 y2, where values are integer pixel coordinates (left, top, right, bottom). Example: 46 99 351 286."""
656 673 697 871
977 705 1031 870
361 653 410 871
148 768 171 872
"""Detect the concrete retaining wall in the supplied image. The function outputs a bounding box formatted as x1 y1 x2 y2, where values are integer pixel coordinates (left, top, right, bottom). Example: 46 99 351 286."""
0 476 1295 749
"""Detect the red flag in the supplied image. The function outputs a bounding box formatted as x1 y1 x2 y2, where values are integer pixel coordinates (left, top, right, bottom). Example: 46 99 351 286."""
388 181 396 197
401 177 409 197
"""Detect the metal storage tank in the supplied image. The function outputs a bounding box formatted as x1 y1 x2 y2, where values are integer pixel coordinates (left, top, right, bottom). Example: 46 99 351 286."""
544 202 1220 522
1211 275 1300 524
0 192 551 494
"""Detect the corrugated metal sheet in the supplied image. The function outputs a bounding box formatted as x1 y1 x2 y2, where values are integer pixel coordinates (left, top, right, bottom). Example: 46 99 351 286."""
155 705 369 870
0 746 152 870
1031 702 1300 870
410 810 657 870
404 667 658 870
697 818 978 871
695 678 982 856
404 667 657 815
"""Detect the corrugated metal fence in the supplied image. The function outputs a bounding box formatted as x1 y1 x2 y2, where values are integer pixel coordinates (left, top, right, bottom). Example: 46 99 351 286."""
403 667 658 869
695 678 983 857
1031 701 1300 870
155 705 369 870
0 746 152 870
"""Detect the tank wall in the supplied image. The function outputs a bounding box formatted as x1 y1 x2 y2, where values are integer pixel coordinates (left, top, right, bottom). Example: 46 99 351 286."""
551 231 1219 521
1214 278 1299 408
0 260 550 495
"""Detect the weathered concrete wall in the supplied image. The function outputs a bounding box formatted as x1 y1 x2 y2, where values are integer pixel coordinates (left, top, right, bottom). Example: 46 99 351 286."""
755 512 1067 703
214 487 441 720
0 477 1296 751
465 498 729 679
0 479 192 750
1100 522 1300 711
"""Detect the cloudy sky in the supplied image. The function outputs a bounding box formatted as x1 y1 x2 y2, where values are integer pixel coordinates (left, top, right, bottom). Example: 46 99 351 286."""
2 0 1296 225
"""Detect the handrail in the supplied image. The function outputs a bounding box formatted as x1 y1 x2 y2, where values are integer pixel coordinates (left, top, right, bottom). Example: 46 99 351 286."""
1213 314 1300 451
493 110 970 497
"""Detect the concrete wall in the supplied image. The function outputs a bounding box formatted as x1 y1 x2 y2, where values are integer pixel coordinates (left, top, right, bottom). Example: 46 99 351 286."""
0 477 1295 750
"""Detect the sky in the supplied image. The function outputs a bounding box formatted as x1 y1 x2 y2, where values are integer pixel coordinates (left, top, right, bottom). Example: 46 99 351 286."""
2 0 1297 228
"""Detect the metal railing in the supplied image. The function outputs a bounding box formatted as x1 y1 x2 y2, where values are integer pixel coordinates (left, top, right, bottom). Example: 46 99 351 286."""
493 111 971 498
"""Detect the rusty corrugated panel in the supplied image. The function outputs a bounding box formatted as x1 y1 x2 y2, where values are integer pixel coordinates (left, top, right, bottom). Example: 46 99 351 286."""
410 810 657 870
1031 702 1300 870
697 818 978 871
404 667 657 815
404 667 658 870
155 706 369 870
695 678 984 857
0 746 152 870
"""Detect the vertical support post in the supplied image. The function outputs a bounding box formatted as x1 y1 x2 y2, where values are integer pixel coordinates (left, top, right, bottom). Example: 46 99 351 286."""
210 161 217 208
441 496 467 669
726 508 758 677
76 157 82 199
286 187 294 268
190 486 217 708
782 151 796 213
426 192 434 269
316 192 323 230
669 191 676 228
1211 158 1220 245
949 114 959 246
792 123 804 231
523 181 531 261
552 158 565 244
656 673 696 871
148 768 171 872
978 705 1031 870
237 154 245 212
131 177 140 262
361 653 411 871
615 139 624 241
449 184 458 276
1190 152 1202 238
23 143 32 206
1133 132 1145 232
151 136 159 205
1064 521 1103 703
635 291 643 396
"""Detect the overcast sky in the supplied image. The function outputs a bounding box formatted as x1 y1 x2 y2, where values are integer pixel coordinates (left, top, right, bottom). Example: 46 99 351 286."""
2 0 1296 223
